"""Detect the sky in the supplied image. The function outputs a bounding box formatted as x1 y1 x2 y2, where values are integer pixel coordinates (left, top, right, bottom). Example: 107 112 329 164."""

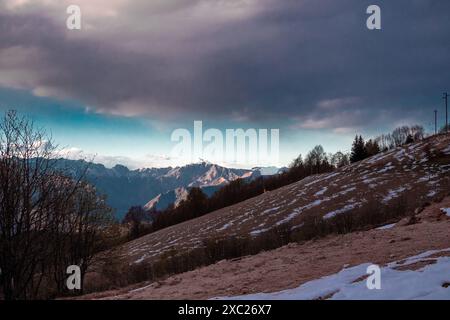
0 0 449 169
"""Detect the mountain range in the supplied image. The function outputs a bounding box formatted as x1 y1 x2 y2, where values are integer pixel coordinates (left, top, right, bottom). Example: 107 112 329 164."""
55 159 282 219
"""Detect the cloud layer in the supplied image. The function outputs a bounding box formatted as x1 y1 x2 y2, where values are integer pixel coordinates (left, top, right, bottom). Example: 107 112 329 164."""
1 0 449 132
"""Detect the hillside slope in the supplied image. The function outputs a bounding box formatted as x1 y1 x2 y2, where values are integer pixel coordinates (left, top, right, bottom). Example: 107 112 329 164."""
107 134 450 268
82 195 450 299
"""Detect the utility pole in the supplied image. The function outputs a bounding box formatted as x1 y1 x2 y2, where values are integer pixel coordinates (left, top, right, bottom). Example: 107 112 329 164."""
434 110 438 135
444 92 449 133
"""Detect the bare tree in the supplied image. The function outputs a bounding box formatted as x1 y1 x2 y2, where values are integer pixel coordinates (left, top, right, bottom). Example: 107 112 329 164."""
305 145 326 174
375 125 425 151
331 151 350 168
123 206 148 240
0 111 112 299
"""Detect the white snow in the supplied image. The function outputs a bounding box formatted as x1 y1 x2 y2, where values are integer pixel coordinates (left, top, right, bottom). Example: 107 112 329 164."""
304 172 340 187
366 150 394 164
276 197 334 226
134 255 147 264
382 186 407 203
338 187 356 195
216 248 450 300
261 206 280 215
362 177 377 184
427 190 437 198
323 203 361 220
314 187 328 197
377 162 395 173
217 222 233 231
250 227 271 236
394 149 406 161
418 174 439 183
440 208 450 217
376 223 396 230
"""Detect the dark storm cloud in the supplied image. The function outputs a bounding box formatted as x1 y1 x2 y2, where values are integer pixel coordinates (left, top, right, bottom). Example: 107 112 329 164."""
0 0 449 131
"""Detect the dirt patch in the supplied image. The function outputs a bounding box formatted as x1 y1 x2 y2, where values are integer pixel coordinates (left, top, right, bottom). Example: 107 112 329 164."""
351 274 369 284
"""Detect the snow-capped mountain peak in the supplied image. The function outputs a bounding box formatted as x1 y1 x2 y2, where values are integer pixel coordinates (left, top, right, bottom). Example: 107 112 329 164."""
55 159 274 217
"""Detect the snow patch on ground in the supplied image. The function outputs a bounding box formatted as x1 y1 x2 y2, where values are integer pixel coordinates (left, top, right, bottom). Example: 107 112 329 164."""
314 187 328 197
339 187 356 195
304 172 340 187
440 208 450 217
377 162 395 173
217 222 233 231
427 190 437 198
376 223 396 230
216 248 450 300
394 149 406 161
276 196 336 226
134 255 147 264
418 174 439 183
250 227 271 236
382 186 407 203
323 203 361 220
443 145 450 154
261 206 280 215
362 177 377 184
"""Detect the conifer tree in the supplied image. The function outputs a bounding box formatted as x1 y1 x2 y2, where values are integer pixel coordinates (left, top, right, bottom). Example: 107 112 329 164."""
350 135 367 163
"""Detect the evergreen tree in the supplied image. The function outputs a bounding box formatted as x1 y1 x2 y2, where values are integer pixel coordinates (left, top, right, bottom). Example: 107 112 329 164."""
365 139 380 157
350 135 359 163
405 134 414 144
123 206 148 239
350 135 367 163
185 187 208 218
290 154 303 168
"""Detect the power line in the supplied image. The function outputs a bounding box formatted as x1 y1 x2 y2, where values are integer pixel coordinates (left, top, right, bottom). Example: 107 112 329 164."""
434 109 437 135
444 92 449 133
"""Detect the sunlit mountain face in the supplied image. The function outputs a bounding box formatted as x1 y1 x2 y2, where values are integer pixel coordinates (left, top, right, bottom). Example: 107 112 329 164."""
54 158 270 218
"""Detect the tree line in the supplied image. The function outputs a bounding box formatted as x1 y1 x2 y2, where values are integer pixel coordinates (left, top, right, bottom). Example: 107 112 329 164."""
350 125 425 163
